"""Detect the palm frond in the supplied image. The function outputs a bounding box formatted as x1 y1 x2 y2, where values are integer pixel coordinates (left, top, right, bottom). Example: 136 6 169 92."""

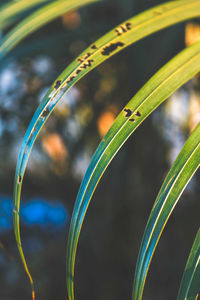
132 122 200 300
0 0 100 59
0 0 45 30
66 43 200 300
177 228 200 300
12 1 200 298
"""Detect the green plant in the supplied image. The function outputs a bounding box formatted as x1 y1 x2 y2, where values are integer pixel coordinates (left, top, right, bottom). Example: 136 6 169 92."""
0 0 199 299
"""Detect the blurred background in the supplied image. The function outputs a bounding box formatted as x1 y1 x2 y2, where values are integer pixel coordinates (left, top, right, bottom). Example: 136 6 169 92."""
0 0 200 299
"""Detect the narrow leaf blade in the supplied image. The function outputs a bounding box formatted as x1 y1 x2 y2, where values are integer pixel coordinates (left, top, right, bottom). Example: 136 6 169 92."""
0 0 45 30
133 122 200 300
177 228 200 300
0 0 100 59
66 43 200 300
13 0 200 298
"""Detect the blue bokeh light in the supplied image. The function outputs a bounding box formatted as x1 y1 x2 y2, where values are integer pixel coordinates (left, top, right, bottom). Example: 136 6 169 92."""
0 195 69 233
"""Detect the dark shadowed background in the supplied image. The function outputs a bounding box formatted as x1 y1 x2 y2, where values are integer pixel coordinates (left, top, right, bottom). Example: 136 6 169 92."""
0 0 199 299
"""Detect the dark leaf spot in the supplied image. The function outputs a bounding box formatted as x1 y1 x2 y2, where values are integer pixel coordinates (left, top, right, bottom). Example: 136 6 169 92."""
77 52 92 63
115 23 131 35
115 30 121 36
91 44 97 50
77 58 84 63
76 68 81 75
54 80 61 89
85 52 91 59
135 111 141 117
124 108 132 117
126 22 131 30
129 118 135 122
80 59 94 69
66 75 76 84
41 107 50 118
18 175 22 184
101 42 124 56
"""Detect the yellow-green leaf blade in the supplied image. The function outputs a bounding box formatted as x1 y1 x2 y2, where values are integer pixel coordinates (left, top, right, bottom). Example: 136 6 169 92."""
0 0 100 59
14 0 200 195
2 0 200 59
177 228 200 300
66 43 200 300
14 0 200 217
133 122 200 300
13 0 200 298
0 0 45 30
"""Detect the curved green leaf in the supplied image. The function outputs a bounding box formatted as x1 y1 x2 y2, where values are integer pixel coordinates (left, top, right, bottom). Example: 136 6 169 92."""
0 0 100 59
0 0 45 30
13 0 200 298
66 43 200 300
133 122 200 300
177 228 200 300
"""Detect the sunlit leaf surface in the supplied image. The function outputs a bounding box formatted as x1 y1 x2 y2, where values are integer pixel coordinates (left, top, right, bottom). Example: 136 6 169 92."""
177 228 200 300
133 122 200 300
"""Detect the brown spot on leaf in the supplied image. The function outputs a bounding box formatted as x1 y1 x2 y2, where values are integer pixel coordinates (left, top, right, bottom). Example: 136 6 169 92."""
115 23 131 35
66 75 76 85
41 107 50 118
77 57 84 63
126 22 131 30
18 175 22 184
91 44 97 50
80 59 94 69
77 52 92 63
101 42 124 56
76 68 81 75
85 52 91 59
54 80 61 89
135 111 141 117
124 108 132 117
